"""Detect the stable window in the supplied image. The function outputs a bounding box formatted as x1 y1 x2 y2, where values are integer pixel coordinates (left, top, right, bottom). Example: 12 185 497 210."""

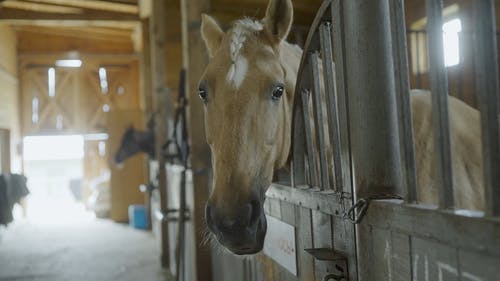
443 18 462 67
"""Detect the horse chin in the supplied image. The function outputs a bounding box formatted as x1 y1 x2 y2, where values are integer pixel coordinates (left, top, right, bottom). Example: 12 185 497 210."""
220 213 267 256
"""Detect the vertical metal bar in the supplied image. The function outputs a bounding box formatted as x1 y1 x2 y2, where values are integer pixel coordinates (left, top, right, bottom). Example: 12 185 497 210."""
426 0 455 209
302 88 318 187
390 0 418 203
310 51 331 190
293 97 307 187
332 0 353 195
344 0 403 199
320 21 344 191
332 2 357 280
472 0 500 216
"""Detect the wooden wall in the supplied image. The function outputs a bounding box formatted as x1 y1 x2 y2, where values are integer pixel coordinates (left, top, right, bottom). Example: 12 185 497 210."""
0 23 21 173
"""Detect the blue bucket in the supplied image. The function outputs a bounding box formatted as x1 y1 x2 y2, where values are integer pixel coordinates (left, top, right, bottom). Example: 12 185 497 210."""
128 205 148 230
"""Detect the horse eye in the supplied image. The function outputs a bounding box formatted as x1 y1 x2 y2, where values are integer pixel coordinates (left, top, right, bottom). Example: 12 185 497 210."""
271 85 284 101
199 87 208 103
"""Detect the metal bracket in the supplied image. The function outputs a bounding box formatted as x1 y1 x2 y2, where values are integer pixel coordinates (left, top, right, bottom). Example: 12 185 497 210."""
305 248 348 280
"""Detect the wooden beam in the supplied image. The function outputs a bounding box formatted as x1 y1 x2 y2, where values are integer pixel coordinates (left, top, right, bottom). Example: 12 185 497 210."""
21 0 138 14
1 0 83 13
14 25 134 41
149 0 172 268
140 18 152 113
0 7 139 21
181 0 213 280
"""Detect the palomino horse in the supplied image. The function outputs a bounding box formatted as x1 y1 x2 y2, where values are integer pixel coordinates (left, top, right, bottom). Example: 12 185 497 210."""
200 0 484 255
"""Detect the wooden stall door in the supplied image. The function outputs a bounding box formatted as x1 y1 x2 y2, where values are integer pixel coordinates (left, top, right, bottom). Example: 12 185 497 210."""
107 110 148 222
0 129 10 173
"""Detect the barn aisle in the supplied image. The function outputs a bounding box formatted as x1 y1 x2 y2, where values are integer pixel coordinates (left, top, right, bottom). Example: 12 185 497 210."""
0 218 172 281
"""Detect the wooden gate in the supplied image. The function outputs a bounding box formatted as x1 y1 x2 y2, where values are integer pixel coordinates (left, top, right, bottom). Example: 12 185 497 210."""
210 0 500 280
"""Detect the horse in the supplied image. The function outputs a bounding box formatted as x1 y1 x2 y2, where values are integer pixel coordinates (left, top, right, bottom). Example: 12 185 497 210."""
114 120 155 165
199 0 484 255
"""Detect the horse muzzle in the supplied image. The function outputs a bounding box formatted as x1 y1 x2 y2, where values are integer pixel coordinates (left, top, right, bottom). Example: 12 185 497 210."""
205 198 267 255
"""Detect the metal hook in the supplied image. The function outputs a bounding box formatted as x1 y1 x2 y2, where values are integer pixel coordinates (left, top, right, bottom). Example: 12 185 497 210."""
343 198 369 224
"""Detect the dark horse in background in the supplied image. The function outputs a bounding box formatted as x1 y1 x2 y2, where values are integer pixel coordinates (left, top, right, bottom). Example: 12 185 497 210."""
114 69 188 166
114 117 156 164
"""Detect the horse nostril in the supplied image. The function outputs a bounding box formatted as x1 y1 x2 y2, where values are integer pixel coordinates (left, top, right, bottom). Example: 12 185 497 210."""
249 200 261 226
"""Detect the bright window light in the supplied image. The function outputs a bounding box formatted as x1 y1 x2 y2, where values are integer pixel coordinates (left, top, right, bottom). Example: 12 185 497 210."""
83 133 108 141
443 18 462 67
99 67 109 94
48 67 56 97
55 59 82 68
23 135 84 161
32 97 39 124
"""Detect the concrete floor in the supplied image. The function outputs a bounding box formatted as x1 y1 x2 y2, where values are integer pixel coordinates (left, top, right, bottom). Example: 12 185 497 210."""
0 218 173 281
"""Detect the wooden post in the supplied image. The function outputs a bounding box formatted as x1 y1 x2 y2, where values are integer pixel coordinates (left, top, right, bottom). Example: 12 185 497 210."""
180 0 213 280
141 18 153 114
150 0 174 268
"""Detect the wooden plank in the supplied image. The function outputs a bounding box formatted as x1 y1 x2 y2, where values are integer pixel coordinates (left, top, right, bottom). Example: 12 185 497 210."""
180 0 212 280
18 0 138 14
411 237 459 281
266 184 343 217
391 232 412 281
312 210 333 281
365 200 500 257
296 206 314 281
0 7 140 21
150 0 170 268
371 227 391 281
268 198 282 219
280 200 296 226
458 250 500 281
140 19 153 113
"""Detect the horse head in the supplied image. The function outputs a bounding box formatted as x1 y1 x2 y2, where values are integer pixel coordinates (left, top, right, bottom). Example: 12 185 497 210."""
114 126 141 165
200 0 300 255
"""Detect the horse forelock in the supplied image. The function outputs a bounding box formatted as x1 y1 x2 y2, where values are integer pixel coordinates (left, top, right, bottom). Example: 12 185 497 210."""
226 18 264 89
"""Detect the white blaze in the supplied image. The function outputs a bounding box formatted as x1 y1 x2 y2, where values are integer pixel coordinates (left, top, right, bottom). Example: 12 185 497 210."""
226 18 263 89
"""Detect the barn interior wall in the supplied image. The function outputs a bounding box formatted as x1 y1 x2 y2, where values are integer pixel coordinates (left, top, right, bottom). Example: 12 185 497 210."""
0 23 21 173
404 0 500 108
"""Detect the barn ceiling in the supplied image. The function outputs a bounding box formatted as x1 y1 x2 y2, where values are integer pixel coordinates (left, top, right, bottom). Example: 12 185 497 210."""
0 0 139 21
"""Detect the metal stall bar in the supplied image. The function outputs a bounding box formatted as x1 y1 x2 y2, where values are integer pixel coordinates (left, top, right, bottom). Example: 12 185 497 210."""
292 94 307 187
331 0 353 195
301 88 319 187
390 0 418 203
310 51 330 190
343 1 403 279
472 0 500 216
426 0 455 208
343 0 402 199
319 21 344 192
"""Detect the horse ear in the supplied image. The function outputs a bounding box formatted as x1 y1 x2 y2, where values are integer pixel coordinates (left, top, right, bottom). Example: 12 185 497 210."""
264 0 293 43
201 14 224 58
